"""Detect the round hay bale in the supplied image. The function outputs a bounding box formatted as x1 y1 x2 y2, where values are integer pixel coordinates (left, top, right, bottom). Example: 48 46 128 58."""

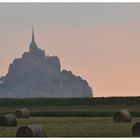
132 122 140 136
16 125 47 137
0 114 17 126
113 109 132 123
15 108 30 118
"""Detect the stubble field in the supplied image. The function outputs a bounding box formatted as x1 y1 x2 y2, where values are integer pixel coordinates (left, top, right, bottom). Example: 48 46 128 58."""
0 97 140 137
0 116 139 137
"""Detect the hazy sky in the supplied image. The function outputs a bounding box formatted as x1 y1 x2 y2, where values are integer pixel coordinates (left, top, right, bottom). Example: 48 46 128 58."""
1 3 140 97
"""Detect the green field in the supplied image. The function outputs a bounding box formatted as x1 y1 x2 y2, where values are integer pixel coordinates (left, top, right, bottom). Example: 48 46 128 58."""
0 117 139 137
0 97 140 137
0 105 140 117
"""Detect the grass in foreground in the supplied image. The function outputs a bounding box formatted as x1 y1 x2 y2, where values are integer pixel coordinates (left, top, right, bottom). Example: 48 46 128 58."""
0 117 139 137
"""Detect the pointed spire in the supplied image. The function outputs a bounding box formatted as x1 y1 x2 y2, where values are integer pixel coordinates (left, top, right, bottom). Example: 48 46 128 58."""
29 25 39 52
32 25 35 41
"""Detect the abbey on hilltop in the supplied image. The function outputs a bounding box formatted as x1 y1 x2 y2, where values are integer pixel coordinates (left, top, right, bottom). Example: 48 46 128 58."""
0 28 93 98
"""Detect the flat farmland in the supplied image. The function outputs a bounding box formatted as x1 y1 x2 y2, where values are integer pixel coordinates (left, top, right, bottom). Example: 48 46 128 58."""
0 105 140 117
0 117 139 137
0 97 140 137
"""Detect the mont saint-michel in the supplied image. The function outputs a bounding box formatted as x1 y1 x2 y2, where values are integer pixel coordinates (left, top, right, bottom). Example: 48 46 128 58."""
0 29 93 98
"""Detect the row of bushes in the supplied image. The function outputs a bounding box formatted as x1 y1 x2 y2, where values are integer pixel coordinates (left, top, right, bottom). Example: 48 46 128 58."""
1 110 140 117
0 97 140 106
31 111 140 117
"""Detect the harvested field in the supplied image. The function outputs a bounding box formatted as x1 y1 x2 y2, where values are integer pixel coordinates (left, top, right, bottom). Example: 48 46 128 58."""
0 97 140 137
0 117 139 137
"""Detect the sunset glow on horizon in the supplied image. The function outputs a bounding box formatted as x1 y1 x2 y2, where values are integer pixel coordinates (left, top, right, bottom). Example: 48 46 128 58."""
1 3 140 97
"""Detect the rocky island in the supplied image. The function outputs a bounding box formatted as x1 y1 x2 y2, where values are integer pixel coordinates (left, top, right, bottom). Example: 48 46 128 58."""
0 29 93 98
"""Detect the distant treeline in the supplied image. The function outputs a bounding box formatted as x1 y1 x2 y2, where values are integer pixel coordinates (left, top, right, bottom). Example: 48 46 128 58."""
0 97 140 107
31 111 140 117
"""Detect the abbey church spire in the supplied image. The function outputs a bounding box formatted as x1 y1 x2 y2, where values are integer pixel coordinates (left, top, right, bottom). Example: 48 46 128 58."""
32 25 35 41
29 26 45 57
29 26 38 52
